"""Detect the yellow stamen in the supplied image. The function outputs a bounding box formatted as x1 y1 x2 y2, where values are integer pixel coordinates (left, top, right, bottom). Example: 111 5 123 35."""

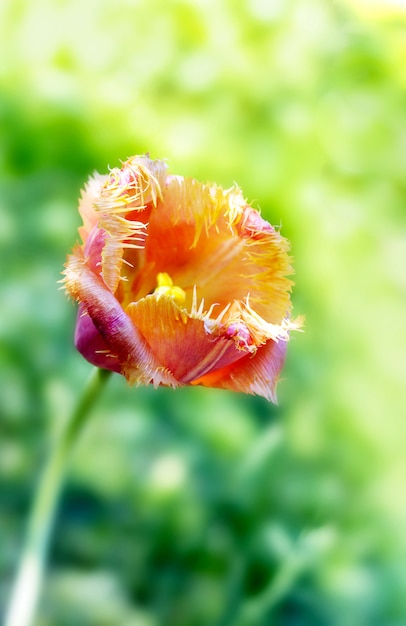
154 272 186 305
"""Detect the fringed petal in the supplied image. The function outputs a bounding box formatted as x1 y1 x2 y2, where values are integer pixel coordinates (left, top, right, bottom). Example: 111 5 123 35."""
63 247 178 388
126 294 249 384
95 156 167 293
143 177 295 325
192 337 288 402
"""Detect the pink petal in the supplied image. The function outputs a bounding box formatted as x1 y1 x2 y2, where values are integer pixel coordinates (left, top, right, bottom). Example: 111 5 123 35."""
64 249 178 388
83 226 106 275
192 337 288 402
74 303 121 373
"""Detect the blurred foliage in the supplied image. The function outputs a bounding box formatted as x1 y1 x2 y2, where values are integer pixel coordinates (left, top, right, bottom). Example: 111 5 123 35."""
1 0 406 624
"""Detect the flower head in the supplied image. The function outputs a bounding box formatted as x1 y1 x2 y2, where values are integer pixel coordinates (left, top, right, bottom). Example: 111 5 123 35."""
63 155 301 401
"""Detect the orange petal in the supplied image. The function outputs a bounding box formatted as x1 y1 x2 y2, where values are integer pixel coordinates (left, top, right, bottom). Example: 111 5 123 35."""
126 294 248 384
192 338 288 402
141 177 294 325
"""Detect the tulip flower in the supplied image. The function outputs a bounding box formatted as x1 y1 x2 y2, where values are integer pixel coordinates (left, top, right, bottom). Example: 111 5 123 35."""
63 155 300 401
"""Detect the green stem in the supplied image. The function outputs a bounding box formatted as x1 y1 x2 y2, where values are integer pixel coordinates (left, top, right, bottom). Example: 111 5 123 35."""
5 367 112 626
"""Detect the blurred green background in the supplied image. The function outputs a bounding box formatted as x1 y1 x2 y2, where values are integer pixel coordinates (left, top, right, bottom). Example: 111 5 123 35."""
1 0 406 624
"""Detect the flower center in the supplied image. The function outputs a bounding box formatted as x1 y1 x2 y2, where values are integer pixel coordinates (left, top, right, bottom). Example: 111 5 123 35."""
154 272 186 306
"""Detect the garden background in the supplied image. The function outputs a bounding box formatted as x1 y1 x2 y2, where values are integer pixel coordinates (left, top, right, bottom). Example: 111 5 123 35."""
1 0 406 624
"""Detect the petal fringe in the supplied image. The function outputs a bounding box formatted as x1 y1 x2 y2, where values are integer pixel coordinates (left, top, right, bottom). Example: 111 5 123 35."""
164 176 246 247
